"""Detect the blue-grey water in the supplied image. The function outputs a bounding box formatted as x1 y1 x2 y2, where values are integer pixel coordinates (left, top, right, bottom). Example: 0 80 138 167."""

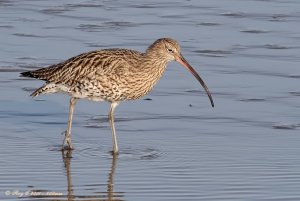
1 0 300 200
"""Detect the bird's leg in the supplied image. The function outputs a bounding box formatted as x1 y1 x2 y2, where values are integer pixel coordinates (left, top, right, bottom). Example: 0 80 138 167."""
108 102 119 154
62 97 77 151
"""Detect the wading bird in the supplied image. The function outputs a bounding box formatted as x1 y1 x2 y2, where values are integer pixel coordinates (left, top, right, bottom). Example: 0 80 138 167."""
21 38 214 154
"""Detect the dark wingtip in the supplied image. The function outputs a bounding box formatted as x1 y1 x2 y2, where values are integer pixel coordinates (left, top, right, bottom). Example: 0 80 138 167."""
20 71 34 78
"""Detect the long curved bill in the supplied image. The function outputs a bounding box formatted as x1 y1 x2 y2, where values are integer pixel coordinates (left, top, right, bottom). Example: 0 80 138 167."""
175 53 214 108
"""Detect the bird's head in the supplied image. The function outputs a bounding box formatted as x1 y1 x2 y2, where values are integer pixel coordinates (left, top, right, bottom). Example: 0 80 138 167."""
147 38 214 108
147 38 181 62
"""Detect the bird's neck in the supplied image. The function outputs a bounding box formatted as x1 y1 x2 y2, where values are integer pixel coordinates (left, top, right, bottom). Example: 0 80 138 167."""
142 53 168 81
125 53 168 100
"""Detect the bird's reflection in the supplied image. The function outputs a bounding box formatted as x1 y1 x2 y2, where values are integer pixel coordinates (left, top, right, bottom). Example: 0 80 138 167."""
61 150 122 201
62 150 74 201
107 153 118 200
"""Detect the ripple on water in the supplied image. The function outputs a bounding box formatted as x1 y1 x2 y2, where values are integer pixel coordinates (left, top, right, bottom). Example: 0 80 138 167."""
84 114 217 128
40 7 73 15
13 33 47 38
76 145 110 159
240 29 270 34
269 14 291 22
0 0 13 6
193 49 233 57
76 21 137 32
288 74 300 78
222 11 293 22
244 44 294 50
48 143 163 161
272 123 300 130
263 44 290 50
65 3 104 8
221 12 247 18
119 147 162 161
131 3 169 9
197 22 221 26
22 87 36 93
0 25 14 29
0 67 24 73
239 98 266 102
289 91 300 96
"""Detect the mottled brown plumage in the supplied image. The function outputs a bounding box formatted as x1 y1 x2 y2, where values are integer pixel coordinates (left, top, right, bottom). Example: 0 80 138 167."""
21 38 214 154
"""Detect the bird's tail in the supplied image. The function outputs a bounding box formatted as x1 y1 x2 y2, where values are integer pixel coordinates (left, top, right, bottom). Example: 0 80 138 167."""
20 65 57 81
21 71 43 96
30 83 59 97
30 86 44 97
20 71 40 96
21 68 60 97
20 71 35 77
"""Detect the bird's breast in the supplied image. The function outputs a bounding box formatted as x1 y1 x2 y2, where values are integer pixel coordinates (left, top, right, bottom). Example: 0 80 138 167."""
122 63 167 100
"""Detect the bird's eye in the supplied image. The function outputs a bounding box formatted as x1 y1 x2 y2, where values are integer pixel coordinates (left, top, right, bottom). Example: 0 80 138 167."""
167 48 174 53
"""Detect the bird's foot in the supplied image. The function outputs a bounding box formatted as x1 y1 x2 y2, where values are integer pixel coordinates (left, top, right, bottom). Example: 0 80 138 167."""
61 148 73 158
61 130 74 151
109 149 119 156
61 144 74 151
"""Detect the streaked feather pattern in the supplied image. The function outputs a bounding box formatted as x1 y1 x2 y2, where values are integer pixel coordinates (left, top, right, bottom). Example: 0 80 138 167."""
21 47 168 102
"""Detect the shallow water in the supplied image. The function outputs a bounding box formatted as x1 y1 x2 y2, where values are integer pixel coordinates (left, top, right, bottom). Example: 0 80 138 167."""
1 0 300 200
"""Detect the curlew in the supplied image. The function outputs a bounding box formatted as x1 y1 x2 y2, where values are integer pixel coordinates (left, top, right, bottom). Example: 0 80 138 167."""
21 38 214 154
